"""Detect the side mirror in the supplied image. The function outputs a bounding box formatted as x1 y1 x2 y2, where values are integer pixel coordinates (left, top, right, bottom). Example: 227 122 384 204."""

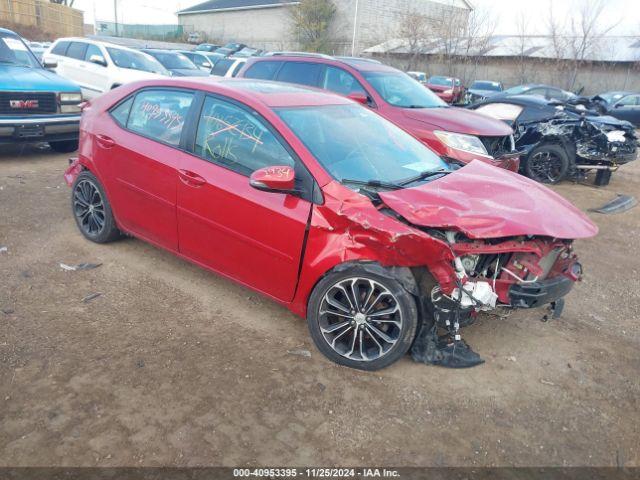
347 92 369 105
249 166 295 193
89 54 107 67
42 58 57 69
614 103 624 109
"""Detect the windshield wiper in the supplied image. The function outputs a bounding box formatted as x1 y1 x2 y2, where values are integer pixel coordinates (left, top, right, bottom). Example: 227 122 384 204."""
340 178 402 190
397 169 451 186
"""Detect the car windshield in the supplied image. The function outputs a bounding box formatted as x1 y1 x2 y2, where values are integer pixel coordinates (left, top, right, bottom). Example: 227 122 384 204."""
428 76 453 86
503 85 529 95
277 104 449 187
600 92 627 104
148 51 197 70
472 81 501 91
107 48 167 74
0 33 40 68
363 71 446 108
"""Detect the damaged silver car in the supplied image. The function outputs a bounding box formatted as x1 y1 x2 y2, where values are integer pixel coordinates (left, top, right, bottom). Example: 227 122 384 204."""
470 95 638 185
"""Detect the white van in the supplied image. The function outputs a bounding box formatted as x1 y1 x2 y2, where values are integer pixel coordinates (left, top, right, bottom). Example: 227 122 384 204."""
44 38 169 99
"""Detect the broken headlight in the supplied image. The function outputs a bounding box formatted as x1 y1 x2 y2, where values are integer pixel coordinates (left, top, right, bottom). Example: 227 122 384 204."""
434 131 489 157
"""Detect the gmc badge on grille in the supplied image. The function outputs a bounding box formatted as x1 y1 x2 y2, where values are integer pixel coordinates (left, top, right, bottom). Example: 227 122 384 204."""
10 100 39 109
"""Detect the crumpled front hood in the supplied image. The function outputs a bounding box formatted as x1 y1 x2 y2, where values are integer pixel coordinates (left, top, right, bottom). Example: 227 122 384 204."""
0 65 79 92
379 161 598 240
402 106 513 136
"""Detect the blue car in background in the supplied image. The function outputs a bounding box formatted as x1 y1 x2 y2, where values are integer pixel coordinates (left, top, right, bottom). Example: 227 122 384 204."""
0 28 83 152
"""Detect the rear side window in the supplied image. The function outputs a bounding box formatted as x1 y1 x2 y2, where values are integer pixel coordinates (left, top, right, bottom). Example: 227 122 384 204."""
51 41 70 55
110 97 134 127
276 62 323 87
243 60 280 80
322 66 366 96
66 42 88 60
212 58 234 76
84 44 102 62
126 90 194 146
194 95 294 176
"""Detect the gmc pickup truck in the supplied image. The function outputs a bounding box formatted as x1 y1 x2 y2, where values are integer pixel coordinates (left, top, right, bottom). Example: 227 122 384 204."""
0 28 82 153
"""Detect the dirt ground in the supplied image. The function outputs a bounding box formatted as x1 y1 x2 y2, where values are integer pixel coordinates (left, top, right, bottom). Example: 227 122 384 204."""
0 143 638 468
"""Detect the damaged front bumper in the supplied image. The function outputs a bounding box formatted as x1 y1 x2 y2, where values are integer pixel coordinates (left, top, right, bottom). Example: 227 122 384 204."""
509 273 577 309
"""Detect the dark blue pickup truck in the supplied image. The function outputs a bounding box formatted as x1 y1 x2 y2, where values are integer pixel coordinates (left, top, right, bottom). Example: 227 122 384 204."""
0 28 83 152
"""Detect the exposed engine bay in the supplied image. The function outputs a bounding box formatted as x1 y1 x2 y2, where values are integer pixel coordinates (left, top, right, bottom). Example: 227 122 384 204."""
410 230 582 368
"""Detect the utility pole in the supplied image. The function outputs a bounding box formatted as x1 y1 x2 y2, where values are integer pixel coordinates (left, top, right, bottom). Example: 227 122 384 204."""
114 0 119 36
351 0 359 56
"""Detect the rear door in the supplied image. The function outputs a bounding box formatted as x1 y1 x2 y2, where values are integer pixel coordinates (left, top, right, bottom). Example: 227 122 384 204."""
97 88 196 250
62 41 88 86
275 61 325 87
177 94 313 301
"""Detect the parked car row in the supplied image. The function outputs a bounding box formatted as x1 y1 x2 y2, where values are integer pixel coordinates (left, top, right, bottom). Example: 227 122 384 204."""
0 26 616 370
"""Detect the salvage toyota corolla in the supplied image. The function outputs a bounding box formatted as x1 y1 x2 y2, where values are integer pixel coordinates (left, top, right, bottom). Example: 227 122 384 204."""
64 78 598 370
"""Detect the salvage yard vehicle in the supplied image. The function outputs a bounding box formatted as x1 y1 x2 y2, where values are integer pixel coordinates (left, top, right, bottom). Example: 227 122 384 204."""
407 71 427 84
178 50 221 72
425 75 465 104
142 49 210 77
0 28 83 152
43 38 168 99
238 54 520 172
464 80 503 104
471 95 638 185
64 78 597 370
593 91 640 127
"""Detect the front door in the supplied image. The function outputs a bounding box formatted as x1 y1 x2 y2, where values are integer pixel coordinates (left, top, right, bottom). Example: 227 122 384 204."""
177 95 312 301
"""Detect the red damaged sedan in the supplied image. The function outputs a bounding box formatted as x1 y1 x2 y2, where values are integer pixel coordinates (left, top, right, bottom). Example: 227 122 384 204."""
65 78 597 370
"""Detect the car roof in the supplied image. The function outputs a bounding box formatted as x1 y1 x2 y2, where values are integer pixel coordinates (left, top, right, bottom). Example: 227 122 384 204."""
0 28 19 36
123 78 354 109
53 37 144 53
250 54 397 73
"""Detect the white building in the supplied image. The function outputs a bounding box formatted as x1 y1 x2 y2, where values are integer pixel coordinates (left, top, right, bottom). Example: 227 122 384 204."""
177 0 472 54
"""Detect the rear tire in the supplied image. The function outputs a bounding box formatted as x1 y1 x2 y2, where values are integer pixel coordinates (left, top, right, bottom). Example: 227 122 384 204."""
307 265 419 371
71 171 121 243
49 140 78 153
523 143 570 184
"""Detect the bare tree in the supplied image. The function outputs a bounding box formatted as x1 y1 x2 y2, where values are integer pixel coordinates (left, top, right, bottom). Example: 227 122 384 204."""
396 10 430 70
289 0 337 53
546 0 620 91
511 12 532 84
457 6 498 84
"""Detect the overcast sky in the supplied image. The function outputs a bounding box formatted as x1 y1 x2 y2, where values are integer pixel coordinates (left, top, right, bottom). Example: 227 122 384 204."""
72 0 639 36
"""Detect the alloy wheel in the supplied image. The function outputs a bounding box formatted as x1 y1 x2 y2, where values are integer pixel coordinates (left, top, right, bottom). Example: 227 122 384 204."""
529 150 564 183
318 277 403 362
73 179 105 236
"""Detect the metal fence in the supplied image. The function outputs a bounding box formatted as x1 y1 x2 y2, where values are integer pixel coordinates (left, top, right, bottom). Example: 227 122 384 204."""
94 20 187 42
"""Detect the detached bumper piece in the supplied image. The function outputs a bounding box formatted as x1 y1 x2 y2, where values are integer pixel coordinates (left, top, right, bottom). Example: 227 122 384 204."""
411 324 484 369
509 275 574 309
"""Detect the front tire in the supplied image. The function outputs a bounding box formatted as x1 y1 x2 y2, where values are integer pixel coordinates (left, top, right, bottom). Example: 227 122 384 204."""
71 171 121 243
49 140 78 153
307 265 419 371
523 143 570 184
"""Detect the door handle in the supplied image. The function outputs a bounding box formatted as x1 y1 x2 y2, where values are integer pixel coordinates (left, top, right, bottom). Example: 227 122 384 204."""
178 169 206 187
96 134 115 149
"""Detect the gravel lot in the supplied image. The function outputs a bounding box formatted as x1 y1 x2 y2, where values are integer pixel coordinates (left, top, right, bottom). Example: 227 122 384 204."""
0 144 638 467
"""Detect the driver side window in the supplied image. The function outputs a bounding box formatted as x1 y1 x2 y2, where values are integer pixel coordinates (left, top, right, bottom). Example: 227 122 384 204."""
194 96 295 176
